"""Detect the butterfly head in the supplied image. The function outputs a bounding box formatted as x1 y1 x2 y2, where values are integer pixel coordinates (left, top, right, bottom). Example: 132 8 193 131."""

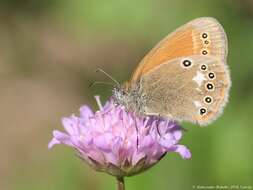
112 82 131 106
112 82 144 114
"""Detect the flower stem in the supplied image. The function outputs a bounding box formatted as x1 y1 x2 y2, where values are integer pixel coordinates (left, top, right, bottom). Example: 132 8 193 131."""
116 177 125 190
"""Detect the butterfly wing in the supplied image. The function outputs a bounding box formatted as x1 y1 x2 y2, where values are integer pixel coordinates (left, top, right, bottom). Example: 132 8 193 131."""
139 55 231 125
131 17 228 82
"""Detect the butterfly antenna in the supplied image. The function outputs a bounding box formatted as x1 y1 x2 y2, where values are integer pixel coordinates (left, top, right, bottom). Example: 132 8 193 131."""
89 81 115 88
95 68 120 87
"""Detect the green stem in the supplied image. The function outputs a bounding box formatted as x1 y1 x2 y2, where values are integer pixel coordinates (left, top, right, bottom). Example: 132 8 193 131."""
116 177 125 190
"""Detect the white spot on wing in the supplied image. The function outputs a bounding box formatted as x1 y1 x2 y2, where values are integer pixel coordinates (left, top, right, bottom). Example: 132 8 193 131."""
194 101 202 108
193 71 206 86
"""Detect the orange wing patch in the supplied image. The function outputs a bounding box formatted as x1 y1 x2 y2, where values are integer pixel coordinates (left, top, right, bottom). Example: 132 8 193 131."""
130 17 227 83
131 27 203 81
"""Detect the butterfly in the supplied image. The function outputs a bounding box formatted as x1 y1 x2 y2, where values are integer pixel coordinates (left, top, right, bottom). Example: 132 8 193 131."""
112 17 231 126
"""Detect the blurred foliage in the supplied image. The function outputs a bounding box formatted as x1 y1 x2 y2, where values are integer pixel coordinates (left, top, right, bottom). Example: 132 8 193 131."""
1 0 253 190
0 0 59 15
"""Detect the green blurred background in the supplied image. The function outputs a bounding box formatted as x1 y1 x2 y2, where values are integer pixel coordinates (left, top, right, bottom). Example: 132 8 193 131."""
1 0 252 189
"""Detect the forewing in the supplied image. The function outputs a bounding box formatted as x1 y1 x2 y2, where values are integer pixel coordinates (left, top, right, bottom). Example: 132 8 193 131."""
131 17 227 82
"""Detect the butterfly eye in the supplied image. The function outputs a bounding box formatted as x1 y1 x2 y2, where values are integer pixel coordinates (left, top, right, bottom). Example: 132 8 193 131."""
202 33 208 39
199 107 207 115
208 72 215 79
204 96 213 104
200 64 208 71
182 59 192 67
206 82 214 91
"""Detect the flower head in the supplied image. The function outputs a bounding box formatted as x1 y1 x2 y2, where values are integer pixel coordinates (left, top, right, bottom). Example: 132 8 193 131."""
48 96 191 177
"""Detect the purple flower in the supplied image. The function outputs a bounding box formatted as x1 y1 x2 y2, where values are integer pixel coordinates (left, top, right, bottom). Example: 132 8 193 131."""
48 96 191 177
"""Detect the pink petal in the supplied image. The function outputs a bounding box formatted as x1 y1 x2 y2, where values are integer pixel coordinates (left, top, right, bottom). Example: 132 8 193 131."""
173 145 191 159
48 138 60 149
80 105 94 121
53 130 73 146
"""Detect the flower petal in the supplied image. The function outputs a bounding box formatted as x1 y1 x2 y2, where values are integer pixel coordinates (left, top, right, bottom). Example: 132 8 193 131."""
48 138 60 149
80 105 94 121
52 130 73 146
62 117 76 135
170 145 191 159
